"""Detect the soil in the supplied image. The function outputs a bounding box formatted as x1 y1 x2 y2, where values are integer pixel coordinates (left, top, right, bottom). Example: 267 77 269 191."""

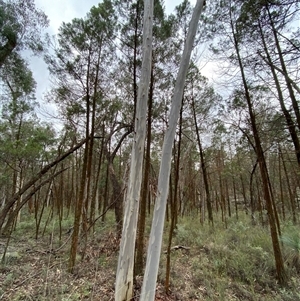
0 221 299 301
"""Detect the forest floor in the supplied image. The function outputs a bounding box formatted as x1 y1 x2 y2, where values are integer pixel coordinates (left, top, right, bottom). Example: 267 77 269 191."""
0 210 300 300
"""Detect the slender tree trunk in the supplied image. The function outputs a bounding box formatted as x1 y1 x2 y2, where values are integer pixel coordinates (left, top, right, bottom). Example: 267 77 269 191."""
115 0 154 299
102 136 110 222
267 5 300 131
278 146 285 221
90 139 103 229
250 161 258 222
259 22 300 166
140 2 205 300
135 66 154 277
231 14 286 284
165 108 183 293
132 0 141 124
69 53 91 272
191 98 213 225
69 139 89 273
82 49 101 259
233 178 238 220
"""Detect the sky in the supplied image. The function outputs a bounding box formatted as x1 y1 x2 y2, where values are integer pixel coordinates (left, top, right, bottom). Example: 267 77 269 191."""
29 0 197 122
35 0 195 35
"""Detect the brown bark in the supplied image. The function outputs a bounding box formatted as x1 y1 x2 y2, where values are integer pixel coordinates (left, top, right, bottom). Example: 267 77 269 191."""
2 168 68 235
191 98 213 225
266 5 300 131
165 101 183 293
231 13 286 284
258 22 300 166
0 138 87 233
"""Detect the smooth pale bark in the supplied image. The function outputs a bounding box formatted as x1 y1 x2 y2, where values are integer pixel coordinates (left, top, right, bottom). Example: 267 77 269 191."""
139 1 205 300
115 0 154 300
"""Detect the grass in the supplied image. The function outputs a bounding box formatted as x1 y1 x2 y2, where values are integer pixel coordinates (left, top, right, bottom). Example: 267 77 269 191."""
1 209 300 300
162 212 300 300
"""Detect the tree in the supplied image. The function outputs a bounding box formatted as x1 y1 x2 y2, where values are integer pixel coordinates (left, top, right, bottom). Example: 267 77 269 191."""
186 63 221 225
231 1 286 284
45 0 119 272
134 0 177 277
236 0 300 166
0 0 48 67
115 0 154 299
206 0 290 283
140 1 206 300
0 53 56 233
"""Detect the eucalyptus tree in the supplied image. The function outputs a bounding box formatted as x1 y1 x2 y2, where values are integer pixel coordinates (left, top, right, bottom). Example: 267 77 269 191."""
114 0 185 278
185 62 222 224
45 0 119 272
135 0 179 277
236 0 300 166
115 0 154 300
217 0 287 284
0 0 48 67
140 1 206 300
0 54 56 232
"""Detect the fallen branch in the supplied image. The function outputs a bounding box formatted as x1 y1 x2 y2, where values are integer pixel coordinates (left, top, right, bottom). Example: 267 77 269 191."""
164 245 190 253
0 138 87 231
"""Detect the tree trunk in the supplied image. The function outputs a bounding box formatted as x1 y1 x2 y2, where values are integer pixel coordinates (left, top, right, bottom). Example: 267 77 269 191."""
267 5 300 131
69 138 89 273
191 97 213 225
165 108 183 293
231 13 286 284
115 0 154 299
259 22 300 166
135 65 154 277
140 2 205 300
69 54 92 272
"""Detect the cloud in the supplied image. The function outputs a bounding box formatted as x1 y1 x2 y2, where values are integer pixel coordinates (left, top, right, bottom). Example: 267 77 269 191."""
29 0 199 117
35 0 100 35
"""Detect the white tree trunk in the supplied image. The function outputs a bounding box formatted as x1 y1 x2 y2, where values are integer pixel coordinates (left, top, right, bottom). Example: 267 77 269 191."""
115 0 154 300
139 1 205 300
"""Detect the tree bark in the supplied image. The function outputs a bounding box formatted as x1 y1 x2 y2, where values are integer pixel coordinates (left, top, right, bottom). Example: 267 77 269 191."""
0 138 87 233
115 0 154 299
191 97 213 225
140 2 205 300
266 5 300 131
231 11 286 284
135 65 154 277
165 106 183 293
258 22 300 166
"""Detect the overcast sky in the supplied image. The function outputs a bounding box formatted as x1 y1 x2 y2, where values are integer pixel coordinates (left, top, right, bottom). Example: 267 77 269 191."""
28 0 196 121
34 0 195 35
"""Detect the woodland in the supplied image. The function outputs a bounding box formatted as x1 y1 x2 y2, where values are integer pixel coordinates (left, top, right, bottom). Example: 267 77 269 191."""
0 0 300 300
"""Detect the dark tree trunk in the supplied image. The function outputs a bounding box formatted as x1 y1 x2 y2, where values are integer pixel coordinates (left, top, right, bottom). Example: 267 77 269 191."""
259 22 300 166
191 98 213 225
231 13 286 284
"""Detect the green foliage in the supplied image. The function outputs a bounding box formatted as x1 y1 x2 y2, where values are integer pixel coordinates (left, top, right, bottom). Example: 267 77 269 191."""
45 0 118 131
281 224 300 272
0 0 48 68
